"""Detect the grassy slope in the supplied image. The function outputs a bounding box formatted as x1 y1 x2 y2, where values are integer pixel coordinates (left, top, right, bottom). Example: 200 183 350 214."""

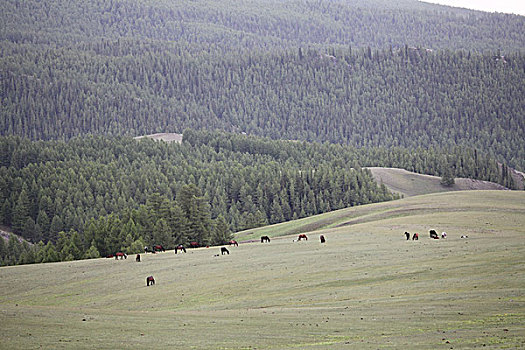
0 191 524 349
368 167 509 197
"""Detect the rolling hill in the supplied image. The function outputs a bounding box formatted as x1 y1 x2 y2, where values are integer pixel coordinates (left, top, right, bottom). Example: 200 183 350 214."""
1 190 523 349
368 167 510 197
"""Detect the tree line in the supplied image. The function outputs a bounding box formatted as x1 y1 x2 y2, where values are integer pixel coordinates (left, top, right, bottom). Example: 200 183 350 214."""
0 130 517 266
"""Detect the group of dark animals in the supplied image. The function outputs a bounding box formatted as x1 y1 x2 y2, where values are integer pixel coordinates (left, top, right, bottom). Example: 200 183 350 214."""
404 232 419 240
405 230 454 240
144 234 327 285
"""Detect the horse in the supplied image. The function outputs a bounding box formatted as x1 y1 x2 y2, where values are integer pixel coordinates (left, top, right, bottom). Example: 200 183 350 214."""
412 233 419 240
154 245 165 252
146 276 155 286
441 232 447 239
297 234 308 241
405 231 410 240
115 252 127 260
429 230 439 239
190 242 199 248
221 247 229 255
260 236 271 243
229 240 239 247
175 244 187 254
320 235 326 243
136 254 141 262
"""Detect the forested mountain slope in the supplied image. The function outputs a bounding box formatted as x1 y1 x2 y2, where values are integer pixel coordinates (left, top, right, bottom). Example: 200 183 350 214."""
2 46 524 170
2 0 524 171
2 0 524 51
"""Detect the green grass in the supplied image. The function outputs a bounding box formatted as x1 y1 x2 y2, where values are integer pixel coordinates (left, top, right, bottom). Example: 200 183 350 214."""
1 191 524 349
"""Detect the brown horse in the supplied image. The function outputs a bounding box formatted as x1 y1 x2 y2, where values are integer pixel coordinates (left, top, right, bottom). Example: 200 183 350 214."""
229 240 239 246
175 244 187 253
115 252 127 260
146 276 155 286
190 242 199 248
153 245 165 252
297 234 308 241
260 236 271 243
136 254 141 262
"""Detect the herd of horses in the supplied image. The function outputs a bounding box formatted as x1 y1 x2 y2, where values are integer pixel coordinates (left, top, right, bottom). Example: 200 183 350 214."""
118 229 457 286
136 233 327 286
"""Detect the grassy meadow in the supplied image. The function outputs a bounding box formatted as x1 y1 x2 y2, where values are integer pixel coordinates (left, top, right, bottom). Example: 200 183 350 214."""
0 191 524 349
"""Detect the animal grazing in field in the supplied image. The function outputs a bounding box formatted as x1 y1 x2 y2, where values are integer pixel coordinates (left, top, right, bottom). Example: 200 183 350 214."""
297 234 308 241
405 231 410 240
115 252 127 260
441 232 447 239
136 254 141 262
190 242 199 248
429 230 439 239
144 246 149 253
229 240 239 247
260 236 271 243
221 247 229 255
175 244 187 253
412 233 419 240
153 245 165 252
461 235 468 239
320 235 326 243
146 276 155 286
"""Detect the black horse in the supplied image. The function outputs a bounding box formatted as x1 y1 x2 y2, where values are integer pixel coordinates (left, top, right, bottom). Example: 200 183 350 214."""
136 254 141 262
320 235 326 243
405 232 410 240
260 236 271 243
429 230 439 239
175 244 187 254
146 276 155 286
221 247 229 255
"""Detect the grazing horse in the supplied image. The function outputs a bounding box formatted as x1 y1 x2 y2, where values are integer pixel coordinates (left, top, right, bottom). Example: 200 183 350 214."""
405 231 410 240
146 276 155 286
136 254 141 262
429 230 439 239
320 235 326 243
115 252 127 260
412 233 419 240
229 240 239 247
297 234 308 241
154 245 165 252
221 247 229 255
175 244 187 254
190 242 199 248
260 236 271 243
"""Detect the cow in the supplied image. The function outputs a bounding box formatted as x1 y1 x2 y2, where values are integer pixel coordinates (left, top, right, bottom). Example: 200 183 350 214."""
405 231 410 240
146 276 155 286
229 240 239 247
429 230 439 239
175 244 186 254
221 247 229 255
297 234 308 241
115 252 127 260
153 245 165 252
320 235 326 243
412 233 419 240
136 254 141 262
260 236 271 243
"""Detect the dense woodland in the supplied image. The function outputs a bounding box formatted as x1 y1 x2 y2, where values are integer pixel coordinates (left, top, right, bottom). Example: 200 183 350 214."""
0 130 516 265
2 0 525 171
1 0 524 265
